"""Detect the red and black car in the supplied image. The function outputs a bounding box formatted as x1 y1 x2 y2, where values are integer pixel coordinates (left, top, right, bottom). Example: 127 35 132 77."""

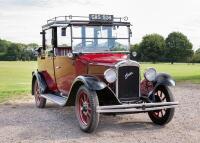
32 14 178 132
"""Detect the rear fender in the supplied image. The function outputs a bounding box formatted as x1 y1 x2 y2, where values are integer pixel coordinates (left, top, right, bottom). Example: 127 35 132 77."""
31 71 48 95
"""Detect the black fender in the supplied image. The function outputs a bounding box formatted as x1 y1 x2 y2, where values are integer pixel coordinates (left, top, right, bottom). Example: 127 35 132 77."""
154 73 176 86
145 73 175 102
73 75 107 91
31 71 48 95
66 75 120 106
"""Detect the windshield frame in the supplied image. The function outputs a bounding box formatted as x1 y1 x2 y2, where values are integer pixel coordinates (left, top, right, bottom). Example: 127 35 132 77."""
71 24 131 54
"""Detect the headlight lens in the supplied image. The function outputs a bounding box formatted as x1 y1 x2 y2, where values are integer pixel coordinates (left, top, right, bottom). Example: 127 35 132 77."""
144 68 157 81
104 68 117 83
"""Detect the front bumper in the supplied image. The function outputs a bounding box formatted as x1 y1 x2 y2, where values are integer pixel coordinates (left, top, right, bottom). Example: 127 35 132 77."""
96 102 178 113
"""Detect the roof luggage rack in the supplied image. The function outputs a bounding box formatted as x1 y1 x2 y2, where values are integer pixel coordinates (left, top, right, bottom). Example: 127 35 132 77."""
46 14 129 24
42 14 130 30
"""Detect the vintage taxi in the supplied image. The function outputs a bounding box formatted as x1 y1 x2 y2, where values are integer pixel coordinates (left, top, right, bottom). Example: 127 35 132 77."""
32 14 178 132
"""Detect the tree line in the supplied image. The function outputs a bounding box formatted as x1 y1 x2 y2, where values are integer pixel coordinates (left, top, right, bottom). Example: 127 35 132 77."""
0 31 200 63
0 39 38 61
131 32 200 63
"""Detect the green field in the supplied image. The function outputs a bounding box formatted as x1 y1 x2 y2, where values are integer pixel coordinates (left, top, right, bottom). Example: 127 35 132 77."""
0 61 200 103
0 61 37 102
141 63 200 83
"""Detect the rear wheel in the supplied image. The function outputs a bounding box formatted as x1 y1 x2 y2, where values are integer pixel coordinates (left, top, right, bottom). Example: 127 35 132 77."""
148 86 175 125
75 85 99 133
33 80 46 108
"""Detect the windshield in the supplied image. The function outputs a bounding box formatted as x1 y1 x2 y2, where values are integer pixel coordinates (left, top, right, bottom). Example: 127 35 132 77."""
72 25 130 53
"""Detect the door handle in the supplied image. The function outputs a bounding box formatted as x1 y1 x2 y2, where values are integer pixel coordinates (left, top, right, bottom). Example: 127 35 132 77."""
56 66 61 69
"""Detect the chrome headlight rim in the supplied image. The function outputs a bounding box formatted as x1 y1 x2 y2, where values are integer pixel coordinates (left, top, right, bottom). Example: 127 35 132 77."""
104 68 117 83
144 67 157 82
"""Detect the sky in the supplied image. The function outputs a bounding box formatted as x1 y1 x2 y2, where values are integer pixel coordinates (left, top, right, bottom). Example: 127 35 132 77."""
0 0 200 50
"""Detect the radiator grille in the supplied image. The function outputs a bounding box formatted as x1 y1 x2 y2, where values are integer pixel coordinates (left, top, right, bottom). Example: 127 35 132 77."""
118 66 140 101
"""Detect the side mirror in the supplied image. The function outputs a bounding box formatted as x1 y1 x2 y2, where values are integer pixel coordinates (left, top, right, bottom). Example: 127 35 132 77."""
132 51 137 57
61 27 66 36
67 52 74 58
129 29 132 37
129 51 137 60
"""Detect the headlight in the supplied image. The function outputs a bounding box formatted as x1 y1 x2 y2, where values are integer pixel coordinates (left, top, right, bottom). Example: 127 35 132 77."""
104 68 117 83
144 68 157 81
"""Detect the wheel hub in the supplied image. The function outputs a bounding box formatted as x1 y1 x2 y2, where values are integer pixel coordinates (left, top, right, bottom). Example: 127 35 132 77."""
82 102 88 113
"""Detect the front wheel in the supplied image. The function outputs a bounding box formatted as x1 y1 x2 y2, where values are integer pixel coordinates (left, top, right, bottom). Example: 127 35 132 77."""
148 85 175 125
75 85 99 133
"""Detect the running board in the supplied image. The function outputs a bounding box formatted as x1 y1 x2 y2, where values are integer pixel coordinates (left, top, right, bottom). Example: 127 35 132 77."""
40 94 68 106
97 102 178 113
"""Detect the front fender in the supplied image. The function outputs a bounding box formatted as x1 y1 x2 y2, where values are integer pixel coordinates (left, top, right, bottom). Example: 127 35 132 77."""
74 75 107 91
154 73 175 86
66 75 107 106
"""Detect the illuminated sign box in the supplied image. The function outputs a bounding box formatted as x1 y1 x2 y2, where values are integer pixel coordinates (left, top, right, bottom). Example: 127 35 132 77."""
89 14 114 22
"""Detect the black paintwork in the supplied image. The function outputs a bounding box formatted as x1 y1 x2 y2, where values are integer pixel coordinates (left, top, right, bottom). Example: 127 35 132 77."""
32 71 48 95
75 76 107 91
66 75 121 106
154 73 175 86
118 66 140 101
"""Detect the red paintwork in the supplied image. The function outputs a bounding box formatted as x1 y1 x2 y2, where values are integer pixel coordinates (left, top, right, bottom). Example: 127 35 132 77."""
41 53 128 94
55 74 76 95
75 58 88 75
75 53 128 76
78 53 128 65
41 71 58 92
140 79 154 96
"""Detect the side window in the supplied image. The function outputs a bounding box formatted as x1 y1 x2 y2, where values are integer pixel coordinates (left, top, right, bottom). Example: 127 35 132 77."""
45 29 53 50
55 27 72 56
57 27 71 47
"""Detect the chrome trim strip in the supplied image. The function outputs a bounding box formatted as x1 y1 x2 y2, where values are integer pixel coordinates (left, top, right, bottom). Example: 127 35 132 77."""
96 102 178 113
97 102 179 110
97 103 178 113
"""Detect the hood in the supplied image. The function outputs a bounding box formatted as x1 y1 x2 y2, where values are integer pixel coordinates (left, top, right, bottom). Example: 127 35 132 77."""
78 53 128 66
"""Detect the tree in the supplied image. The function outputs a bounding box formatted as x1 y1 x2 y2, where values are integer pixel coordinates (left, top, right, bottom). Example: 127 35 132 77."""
191 48 200 63
0 39 11 53
139 34 165 63
165 32 193 64
6 43 22 60
0 39 38 61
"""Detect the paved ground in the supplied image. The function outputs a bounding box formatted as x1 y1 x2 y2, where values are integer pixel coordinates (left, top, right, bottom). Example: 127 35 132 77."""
0 83 199 143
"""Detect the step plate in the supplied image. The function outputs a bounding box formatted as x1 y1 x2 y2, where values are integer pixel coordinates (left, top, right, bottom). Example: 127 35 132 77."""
40 94 68 106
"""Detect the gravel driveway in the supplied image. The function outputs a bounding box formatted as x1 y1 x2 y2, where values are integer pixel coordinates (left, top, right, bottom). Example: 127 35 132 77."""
0 83 199 143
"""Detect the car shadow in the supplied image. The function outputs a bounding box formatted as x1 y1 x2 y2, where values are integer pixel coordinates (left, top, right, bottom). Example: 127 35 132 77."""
43 103 165 139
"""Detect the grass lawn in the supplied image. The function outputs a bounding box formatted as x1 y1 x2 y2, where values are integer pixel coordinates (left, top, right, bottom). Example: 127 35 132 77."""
0 61 37 103
0 61 199 103
141 63 200 83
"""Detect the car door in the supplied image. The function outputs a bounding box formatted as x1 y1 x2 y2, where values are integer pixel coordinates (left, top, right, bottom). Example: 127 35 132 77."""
54 54 76 95
38 28 56 91
54 27 76 95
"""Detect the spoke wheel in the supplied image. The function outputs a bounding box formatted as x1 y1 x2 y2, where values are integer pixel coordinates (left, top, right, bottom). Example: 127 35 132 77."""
33 80 46 108
148 86 175 125
75 85 99 133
